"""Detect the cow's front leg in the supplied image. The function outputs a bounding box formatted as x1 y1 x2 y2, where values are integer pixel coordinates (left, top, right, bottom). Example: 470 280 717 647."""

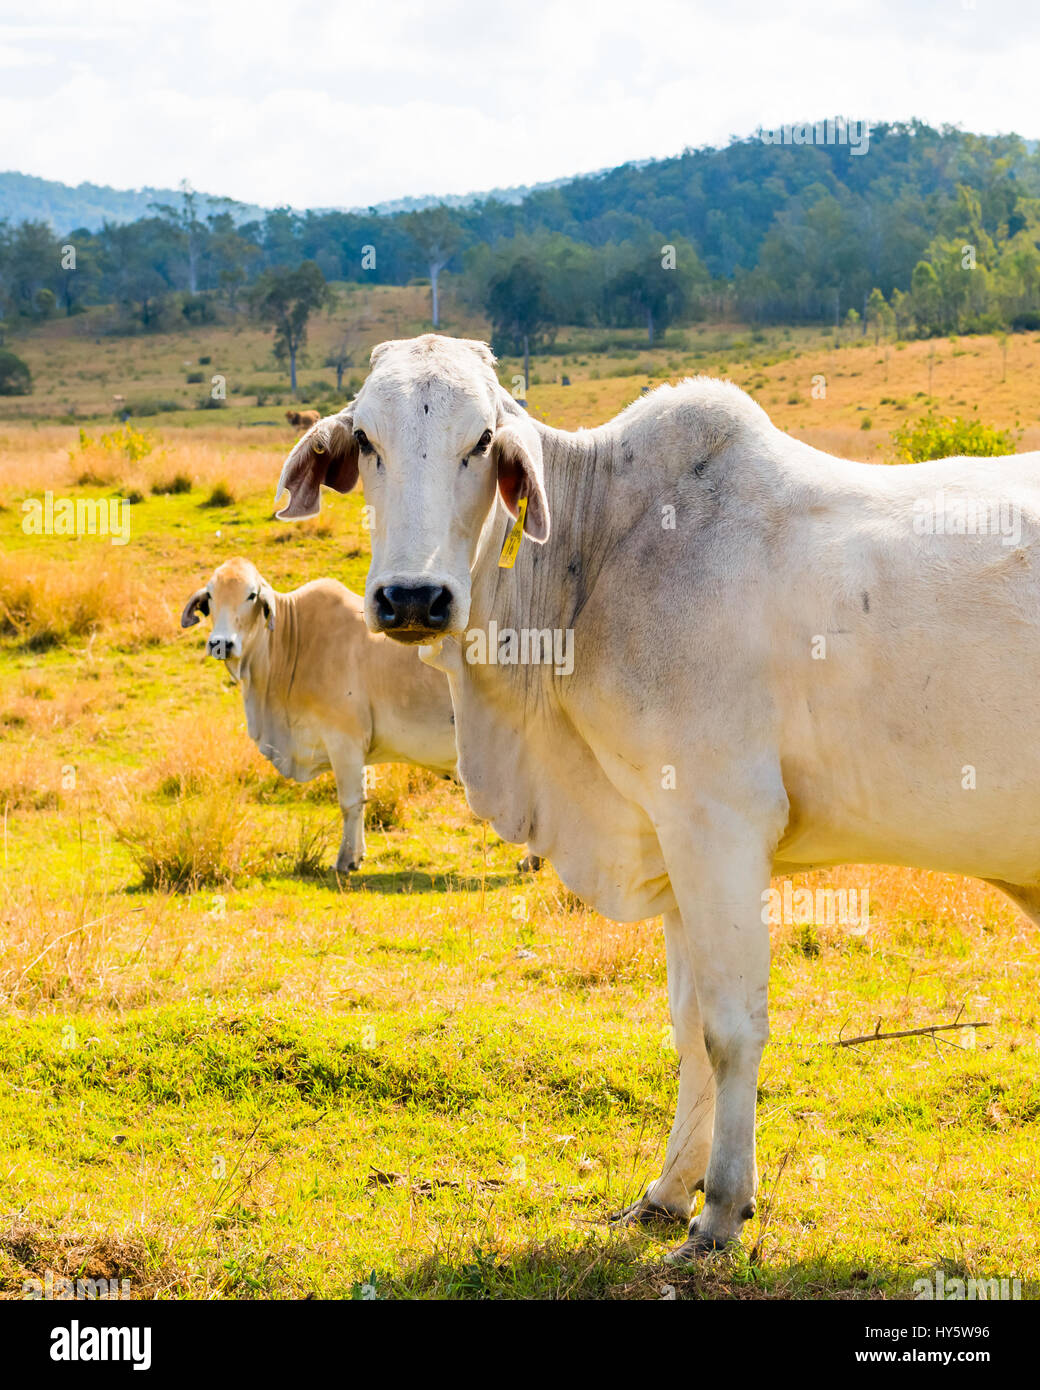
327 744 367 873
615 908 714 1228
657 806 776 1259
337 792 366 874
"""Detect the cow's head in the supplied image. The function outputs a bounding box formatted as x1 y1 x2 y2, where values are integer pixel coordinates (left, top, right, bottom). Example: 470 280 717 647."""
180 557 276 662
274 335 549 642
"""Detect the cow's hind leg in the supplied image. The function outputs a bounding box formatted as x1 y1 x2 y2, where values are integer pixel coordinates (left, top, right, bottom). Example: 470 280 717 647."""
986 880 1040 928
614 908 714 1229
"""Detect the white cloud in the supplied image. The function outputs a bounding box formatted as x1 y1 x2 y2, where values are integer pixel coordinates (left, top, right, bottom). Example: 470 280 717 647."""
0 41 53 66
2 0 1039 205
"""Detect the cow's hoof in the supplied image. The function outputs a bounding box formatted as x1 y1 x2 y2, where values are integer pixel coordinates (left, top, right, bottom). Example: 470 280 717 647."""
663 1222 736 1264
335 860 360 874
611 1189 689 1230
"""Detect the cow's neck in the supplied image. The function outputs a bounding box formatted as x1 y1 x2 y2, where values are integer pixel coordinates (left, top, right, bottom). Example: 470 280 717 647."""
467 421 639 682
233 592 301 712
444 419 675 914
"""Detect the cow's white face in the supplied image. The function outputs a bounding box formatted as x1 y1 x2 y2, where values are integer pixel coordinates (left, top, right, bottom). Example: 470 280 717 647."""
274 336 550 642
180 557 274 662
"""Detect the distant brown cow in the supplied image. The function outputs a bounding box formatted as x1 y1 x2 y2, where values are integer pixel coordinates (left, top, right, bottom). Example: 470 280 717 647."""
181 556 543 877
181 558 457 873
286 409 321 432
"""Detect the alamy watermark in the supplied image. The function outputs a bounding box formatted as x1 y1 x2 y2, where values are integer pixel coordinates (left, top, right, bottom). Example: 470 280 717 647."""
761 880 869 932
22 492 131 546
49 1319 151 1370
23 1270 131 1300
465 620 574 676
913 1270 1021 1301
760 117 870 157
913 491 1021 546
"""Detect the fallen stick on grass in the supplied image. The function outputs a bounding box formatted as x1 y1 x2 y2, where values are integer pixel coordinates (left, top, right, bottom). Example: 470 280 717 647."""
835 1016 990 1047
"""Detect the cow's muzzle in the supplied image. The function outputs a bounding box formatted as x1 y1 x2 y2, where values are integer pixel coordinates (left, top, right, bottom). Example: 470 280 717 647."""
372 584 453 642
207 635 238 659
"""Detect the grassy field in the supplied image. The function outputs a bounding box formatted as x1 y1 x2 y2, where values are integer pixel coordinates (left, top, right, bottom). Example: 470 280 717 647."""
5 276 1039 456
1 296 1039 1300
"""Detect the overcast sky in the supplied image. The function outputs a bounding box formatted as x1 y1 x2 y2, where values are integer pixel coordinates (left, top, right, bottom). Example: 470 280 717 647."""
1 0 1038 209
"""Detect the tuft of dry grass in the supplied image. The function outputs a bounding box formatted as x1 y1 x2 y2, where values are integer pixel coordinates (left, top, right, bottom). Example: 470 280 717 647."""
148 714 270 800
202 481 235 508
0 746 62 812
0 1220 181 1301
281 812 338 878
152 471 193 496
0 550 171 650
109 784 265 891
365 764 440 830
0 879 136 1008
552 909 661 987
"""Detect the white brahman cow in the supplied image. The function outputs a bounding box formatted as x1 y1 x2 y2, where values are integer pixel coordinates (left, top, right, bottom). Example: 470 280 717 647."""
180 557 457 873
274 334 1040 1260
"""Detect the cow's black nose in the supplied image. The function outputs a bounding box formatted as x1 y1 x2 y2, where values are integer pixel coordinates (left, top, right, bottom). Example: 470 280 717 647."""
375 585 452 633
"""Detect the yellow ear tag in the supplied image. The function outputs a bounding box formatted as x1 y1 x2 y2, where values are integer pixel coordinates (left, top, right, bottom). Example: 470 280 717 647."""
498 497 527 569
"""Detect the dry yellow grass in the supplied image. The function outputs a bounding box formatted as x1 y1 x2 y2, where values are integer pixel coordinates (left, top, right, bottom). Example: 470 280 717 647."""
0 424 287 496
1 280 471 421
0 548 173 650
532 331 1040 453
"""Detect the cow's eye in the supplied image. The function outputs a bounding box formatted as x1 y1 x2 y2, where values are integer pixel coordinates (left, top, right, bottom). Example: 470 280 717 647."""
354 429 372 453
247 591 257 602
463 429 493 466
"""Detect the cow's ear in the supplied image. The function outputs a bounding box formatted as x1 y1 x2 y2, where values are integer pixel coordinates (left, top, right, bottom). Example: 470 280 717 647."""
275 413 359 520
180 588 210 628
258 579 276 631
492 393 549 543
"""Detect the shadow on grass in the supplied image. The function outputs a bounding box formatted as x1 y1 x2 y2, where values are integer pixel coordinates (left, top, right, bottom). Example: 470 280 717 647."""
353 1230 937 1301
337 868 520 895
122 866 522 896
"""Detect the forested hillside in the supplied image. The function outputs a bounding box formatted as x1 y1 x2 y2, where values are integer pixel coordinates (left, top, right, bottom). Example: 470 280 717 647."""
2 122 1039 353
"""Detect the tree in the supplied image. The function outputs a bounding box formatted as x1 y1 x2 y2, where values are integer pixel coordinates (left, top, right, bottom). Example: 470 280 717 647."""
890 287 912 339
207 212 260 310
910 259 942 336
57 229 101 315
485 255 554 393
865 287 893 345
5 220 60 319
152 180 232 295
324 334 354 394
250 261 332 395
0 219 9 330
402 206 462 328
0 348 32 395
97 218 179 329
605 240 702 345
